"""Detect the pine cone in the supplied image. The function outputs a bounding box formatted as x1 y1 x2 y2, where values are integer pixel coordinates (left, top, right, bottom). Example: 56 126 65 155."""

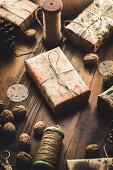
0 17 17 52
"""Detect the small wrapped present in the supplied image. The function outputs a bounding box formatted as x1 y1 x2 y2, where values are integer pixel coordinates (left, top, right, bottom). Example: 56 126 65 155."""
97 86 113 113
0 0 38 32
65 0 113 52
25 47 90 113
67 158 113 170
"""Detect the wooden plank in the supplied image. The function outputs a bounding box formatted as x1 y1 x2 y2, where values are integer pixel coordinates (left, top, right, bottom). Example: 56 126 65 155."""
62 40 113 169
0 10 113 170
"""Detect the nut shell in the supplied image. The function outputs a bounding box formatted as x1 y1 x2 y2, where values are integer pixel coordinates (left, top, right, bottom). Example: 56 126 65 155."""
12 105 26 118
0 100 4 113
16 151 32 167
86 144 100 158
83 53 99 66
19 133 31 151
103 72 113 88
24 29 36 40
0 110 14 124
3 122 16 135
33 121 46 136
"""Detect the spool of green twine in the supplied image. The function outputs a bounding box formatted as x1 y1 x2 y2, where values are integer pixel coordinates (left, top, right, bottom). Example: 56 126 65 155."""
33 125 64 170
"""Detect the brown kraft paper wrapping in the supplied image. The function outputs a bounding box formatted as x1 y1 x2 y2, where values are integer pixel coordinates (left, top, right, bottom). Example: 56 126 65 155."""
0 0 38 32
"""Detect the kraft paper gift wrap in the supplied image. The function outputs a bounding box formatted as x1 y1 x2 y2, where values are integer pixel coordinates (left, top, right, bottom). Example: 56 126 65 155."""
67 158 113 170
25 47 90 113
97 86 113 112
0 0 38 32
65 0 113 52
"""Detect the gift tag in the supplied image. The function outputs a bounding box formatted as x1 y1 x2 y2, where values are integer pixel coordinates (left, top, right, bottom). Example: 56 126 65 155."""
7 84 29 102
98 61 113 75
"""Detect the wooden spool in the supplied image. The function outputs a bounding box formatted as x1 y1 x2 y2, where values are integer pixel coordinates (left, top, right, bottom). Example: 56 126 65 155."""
41 0 63 48
33 126 64 170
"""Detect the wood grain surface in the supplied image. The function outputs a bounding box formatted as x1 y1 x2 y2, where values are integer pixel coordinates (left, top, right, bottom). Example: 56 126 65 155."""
0 7 113 170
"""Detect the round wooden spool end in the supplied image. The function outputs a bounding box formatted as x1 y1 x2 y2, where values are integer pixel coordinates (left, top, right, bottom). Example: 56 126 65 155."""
41 0 63 15
42 33 63 48
33 160 55 170
44 126 64 139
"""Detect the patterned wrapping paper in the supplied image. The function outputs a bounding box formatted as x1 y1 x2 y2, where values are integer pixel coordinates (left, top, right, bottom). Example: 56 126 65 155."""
0 0 38 32
25 47 90 113
67 158 113 170
7 84 29 102
97 86 113 112
65 0 113 52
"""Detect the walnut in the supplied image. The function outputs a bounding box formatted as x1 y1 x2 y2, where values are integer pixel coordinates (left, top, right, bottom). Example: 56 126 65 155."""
3 122 16 136
0 110 14 124
24 29 36 40
85 144 100 158
33 121 46 136
16 151 32 168
83 53 99 66
12 105 26 119
103 72 113 88
19 133 31 151
0 100 4 113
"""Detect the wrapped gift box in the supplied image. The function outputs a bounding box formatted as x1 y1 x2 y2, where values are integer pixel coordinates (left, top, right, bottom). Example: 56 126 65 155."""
67 158 113 170
65 0 113 52
0 0 38 32
97 86 113 113
25 47 90 113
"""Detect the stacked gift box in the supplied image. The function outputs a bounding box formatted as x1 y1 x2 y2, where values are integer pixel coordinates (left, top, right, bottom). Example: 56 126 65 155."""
65 0 113 52
0 0 38 32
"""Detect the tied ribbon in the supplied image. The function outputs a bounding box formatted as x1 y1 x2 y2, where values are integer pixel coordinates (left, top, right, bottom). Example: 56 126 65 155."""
38 50 80 99
0 0 33 28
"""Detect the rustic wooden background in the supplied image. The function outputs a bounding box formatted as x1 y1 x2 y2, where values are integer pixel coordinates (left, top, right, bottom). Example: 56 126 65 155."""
0 1 113 170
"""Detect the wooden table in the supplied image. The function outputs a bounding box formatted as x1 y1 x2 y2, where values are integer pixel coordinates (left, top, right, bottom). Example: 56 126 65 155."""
0 6 113 170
